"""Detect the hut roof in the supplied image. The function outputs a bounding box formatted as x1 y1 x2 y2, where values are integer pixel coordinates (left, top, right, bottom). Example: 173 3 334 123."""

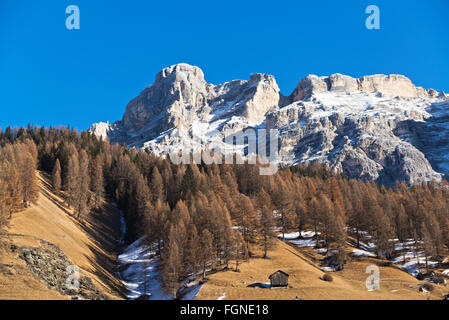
269 270 289 279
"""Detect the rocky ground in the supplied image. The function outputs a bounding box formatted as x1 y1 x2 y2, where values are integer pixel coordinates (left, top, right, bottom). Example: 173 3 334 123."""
18 239 107 300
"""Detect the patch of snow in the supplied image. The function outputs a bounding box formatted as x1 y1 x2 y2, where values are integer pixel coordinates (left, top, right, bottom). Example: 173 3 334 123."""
352 249 376 258
321 266 338 272
217 292 226 300
180 281 204 300
118 237 172 300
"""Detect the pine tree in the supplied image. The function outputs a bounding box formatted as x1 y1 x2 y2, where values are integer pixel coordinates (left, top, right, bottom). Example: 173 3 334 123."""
67 151 79 208
6 165 22 219
316 193 334 246
184 224 200 277
347 182 366 247
274 180 296 240
232 230 248 272
422 223 435 273
215 201 233 268
0 172 9 230
19 148 39 207
257 189 276 258
237 195 258 253
372 206 394 259
150 200 169 255
163 226 182 296
150 167 164 202
76 150 90 220
199 229 214 280
91 158 104 210
52 159 62 194
181 165 196 199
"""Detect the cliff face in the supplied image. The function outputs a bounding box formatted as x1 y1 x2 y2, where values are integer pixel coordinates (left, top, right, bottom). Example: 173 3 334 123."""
289 73 439 102
90 63 449 185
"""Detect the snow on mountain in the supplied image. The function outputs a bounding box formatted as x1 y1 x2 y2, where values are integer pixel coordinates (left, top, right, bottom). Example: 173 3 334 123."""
89 63 449 185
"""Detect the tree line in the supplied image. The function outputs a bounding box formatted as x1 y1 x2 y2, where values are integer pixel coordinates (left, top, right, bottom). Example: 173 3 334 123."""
0 137 39 232
1 125 448 295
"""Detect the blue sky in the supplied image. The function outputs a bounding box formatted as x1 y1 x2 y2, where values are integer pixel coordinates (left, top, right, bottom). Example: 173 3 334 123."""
1 0 448 130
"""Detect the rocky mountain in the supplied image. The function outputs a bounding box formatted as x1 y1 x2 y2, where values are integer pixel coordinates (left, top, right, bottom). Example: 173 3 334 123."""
90 63 449 185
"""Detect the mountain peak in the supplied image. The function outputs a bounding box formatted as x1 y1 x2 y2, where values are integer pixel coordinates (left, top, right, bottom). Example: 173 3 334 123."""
155 63 205 83
289 73 440 102
90 65 449 185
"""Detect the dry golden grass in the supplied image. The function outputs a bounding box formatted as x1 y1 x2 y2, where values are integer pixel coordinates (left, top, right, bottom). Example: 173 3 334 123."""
0 172 125 300
196 240 448 300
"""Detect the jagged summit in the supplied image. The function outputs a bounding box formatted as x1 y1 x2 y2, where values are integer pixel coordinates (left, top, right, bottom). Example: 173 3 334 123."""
156 63 206 82
90 63 449 185
289 73 441 102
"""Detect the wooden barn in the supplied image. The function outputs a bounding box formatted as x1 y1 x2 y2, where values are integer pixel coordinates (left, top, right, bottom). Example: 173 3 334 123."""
269 270 289 288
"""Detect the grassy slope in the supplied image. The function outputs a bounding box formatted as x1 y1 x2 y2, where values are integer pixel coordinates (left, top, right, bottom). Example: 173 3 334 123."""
0 172 125 300
196 240 448 300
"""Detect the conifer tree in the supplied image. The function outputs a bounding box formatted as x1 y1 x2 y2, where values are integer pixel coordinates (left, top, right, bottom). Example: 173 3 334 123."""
237 195 258 253
184 224 200 276
91 158 104 210
0 172 9 229
52 159 62 194
232 230 248 272
199 229 214 280
67 150 79 208
76 150 90 221
6 165 22 219
19 149 39 207
163 226 182 296
257 189 276 258
150 167 164 202
181 165 196 199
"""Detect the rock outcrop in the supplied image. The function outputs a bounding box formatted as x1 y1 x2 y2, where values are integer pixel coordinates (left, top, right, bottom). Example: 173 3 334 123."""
90 63 449 185
289 73 437 103
19 240 106 300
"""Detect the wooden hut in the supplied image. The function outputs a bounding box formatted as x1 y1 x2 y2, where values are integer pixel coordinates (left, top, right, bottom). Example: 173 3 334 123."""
269 270 289 288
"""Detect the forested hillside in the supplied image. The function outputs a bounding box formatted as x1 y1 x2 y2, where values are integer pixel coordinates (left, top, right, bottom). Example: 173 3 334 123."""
1 125 449 295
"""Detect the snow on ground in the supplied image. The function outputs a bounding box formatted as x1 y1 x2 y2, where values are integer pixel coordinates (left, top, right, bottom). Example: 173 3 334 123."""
347 227 441 277
390 239 439 277
350 229 440 278
118 237 172 300
279 231 318 247
351 249 376 258
117 207 204 300
118 235 204 300
217 292 226 300
180 281 204 300
357 241 376 253
393 255 438 278
284 228 444 278
320 266 337 272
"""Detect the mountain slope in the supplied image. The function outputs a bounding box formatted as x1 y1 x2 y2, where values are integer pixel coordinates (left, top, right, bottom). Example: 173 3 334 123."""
90 63 449 184
0 172 125 299
196 239 447 300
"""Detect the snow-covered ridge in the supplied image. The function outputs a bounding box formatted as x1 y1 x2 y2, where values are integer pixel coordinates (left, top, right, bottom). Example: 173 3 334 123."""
90 63 449 185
